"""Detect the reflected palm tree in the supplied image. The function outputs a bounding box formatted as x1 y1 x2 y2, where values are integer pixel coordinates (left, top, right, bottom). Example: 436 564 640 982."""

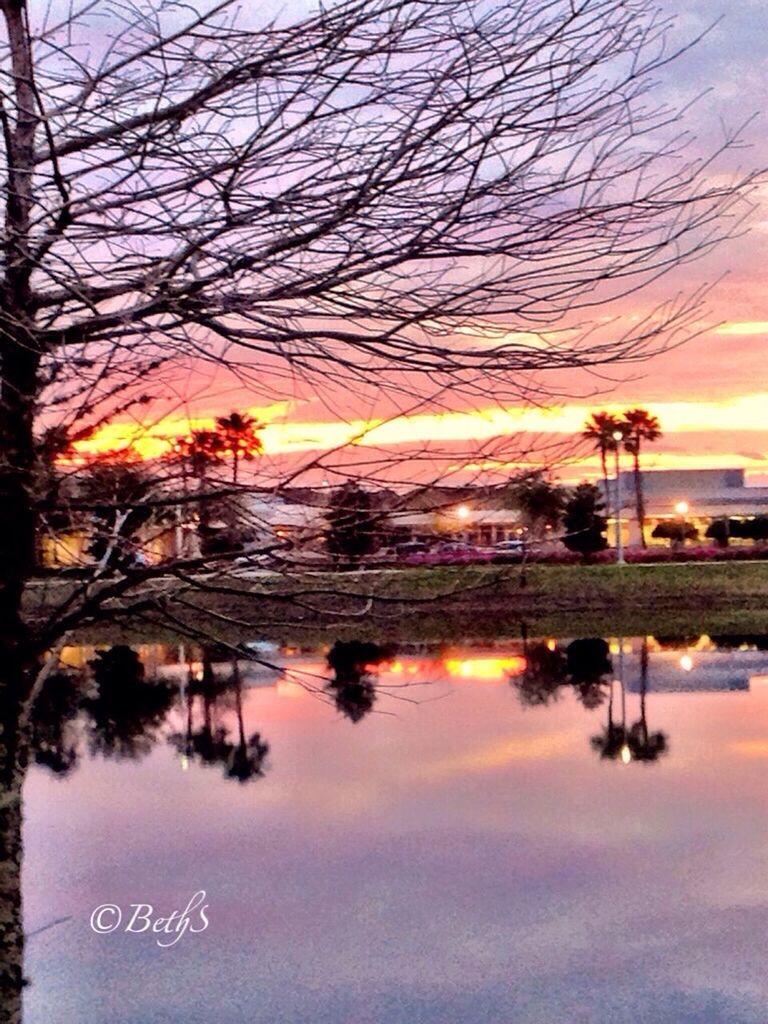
169 652 269 782
225 660 269 782
590 675 631 761
627 637 669 763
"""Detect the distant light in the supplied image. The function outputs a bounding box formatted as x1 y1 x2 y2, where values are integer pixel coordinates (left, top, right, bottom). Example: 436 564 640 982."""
620 744 632 765
680 654 694 672
456 505 470 520
675 501 689 516
612 430 624 442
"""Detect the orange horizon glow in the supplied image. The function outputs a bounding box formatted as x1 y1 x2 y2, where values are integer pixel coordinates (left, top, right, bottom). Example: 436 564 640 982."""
63 388 768 480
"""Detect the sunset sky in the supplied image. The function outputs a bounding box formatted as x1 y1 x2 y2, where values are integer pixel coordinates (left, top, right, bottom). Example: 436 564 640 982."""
70 0 768 486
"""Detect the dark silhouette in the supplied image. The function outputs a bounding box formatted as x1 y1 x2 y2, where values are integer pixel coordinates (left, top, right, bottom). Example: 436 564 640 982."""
621 409 662 548
627 638 669 763
0 675 26 1024
567 638 612 709
583 413 624 502
506 472 566 538
214 412 263 485
29 672 82 777
168 653 270 782
326 640 396 722
325 485 382 565
512 642 568 707
590 678 631 762
651 521 698 545
83 647 175 761
225 662 269 783
563 484 609 559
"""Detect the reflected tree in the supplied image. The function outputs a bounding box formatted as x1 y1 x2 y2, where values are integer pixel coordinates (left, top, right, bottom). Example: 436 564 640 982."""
627 638 669 763
512 642 568 707
82 647 175 761
513 637 612 709
169 651 269 782
567 639 612 710
326 640 395 722
225 661 269 783
590 678 630 762
29 672 82 777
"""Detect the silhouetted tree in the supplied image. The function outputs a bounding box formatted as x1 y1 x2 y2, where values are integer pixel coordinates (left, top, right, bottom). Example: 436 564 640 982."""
583 413 624 504
563 484 608 559
506 472 566 538
77 462 157 569
326 485 382 565
651 521 698 544
214 412 264 486
621 409 662 547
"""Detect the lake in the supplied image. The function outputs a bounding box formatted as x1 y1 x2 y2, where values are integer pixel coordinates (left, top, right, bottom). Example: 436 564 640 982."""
12 632 768 1023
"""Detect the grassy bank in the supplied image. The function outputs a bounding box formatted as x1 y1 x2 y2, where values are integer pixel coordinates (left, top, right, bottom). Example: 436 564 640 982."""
56 561 768 646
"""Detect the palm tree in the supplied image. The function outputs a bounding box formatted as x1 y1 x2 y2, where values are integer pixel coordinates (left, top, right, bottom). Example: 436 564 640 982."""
621 409 662 548
583 412 624 506
214 412 263 485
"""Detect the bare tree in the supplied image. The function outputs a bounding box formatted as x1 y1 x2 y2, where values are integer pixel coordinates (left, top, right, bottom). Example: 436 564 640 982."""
0 0 756 827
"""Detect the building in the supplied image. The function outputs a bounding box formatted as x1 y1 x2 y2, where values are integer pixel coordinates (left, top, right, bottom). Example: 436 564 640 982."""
604 468 768 547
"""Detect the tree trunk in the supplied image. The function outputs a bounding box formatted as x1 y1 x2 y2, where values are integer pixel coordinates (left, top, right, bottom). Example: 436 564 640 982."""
0 679 28 1024
633 444 647 547
0 0 42 697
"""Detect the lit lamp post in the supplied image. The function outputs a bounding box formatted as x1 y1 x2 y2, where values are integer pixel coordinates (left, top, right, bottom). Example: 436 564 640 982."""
675 500 689 547
612 429 625 565
456 503 470 541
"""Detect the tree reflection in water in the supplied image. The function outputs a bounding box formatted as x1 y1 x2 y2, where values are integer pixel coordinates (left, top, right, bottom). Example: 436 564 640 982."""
84 647 175 762
513 637 612 711
591 637 669 764
326 640 396 723
167 649 270 783
512 634 670 765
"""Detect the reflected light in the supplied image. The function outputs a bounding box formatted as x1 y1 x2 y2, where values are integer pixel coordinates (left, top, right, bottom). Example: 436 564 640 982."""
443 656 526 679
679 655 694 672
620 744 632 765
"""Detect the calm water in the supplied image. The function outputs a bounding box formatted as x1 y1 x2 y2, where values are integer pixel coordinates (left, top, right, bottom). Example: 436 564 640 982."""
17 634 768 1023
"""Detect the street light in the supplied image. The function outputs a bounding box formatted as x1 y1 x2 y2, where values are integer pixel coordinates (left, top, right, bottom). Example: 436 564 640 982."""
612 429 625 565
675 500 689 547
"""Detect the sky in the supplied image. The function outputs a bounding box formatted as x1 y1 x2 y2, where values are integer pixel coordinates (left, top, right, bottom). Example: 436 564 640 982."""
67 0 768 487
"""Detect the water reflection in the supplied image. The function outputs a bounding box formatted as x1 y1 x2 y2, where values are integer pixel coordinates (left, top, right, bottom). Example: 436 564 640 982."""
6 631 768 1022
326 640 397 722
168 652 269 782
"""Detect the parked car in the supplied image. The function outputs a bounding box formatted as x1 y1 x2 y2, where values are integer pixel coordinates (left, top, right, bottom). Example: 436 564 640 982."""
491 538 525 564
